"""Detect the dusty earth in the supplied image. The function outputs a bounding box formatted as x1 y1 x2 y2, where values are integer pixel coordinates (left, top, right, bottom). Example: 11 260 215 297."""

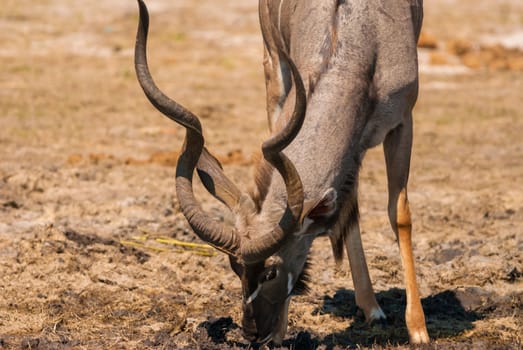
1 0 522 349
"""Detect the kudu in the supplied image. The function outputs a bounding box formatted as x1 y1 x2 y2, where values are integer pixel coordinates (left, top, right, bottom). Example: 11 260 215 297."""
135 0 429 345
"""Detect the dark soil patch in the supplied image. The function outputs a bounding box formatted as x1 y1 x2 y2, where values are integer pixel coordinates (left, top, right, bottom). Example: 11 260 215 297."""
64 228 150 263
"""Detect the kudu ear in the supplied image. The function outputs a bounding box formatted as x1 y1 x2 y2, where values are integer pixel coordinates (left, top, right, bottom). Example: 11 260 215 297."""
300 188 337 223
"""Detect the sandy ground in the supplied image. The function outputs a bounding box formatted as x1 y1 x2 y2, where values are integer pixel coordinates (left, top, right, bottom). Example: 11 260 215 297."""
0 0 522 349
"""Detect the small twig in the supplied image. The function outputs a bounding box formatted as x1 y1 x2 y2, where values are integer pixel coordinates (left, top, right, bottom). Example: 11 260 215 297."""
120 230 217 256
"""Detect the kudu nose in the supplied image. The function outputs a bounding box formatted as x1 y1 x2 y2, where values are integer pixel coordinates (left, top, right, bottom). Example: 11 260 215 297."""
242 330 258 343
241 302 259 342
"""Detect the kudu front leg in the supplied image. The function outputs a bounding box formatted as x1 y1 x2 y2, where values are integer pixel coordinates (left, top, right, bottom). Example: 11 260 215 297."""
343 203 386 324
384 119 429 344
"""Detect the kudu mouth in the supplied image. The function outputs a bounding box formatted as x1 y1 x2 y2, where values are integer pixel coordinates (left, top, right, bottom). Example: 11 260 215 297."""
241 280 292 345
134 0 307 264
243 299 290 346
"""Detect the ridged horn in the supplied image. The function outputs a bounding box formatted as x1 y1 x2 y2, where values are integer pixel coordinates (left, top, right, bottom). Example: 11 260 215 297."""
241 5 306 263
135 0 240 255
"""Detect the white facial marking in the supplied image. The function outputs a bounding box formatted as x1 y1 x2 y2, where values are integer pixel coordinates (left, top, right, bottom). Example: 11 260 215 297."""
296 217 314 236
287 272 293 296
246 284 262 304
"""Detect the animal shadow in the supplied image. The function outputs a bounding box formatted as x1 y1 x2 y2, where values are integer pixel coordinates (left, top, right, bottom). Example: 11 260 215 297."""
313 287 484 348
197 288 488 349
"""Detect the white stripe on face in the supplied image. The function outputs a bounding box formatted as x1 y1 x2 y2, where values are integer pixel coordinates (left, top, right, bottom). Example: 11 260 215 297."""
245 284 262 304
287 272 293 296
296 218 313 236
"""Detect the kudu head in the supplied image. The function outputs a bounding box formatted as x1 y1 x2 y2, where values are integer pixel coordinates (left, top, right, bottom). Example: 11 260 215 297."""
135 0 336 344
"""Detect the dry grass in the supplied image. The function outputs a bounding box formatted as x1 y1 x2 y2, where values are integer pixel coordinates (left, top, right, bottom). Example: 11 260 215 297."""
1 0 522 349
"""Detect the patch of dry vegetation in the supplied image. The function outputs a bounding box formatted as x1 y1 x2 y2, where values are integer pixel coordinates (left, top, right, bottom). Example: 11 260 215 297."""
1 0 522 349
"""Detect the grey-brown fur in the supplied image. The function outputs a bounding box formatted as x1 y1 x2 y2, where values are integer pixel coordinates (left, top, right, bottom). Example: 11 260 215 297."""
253 0 427 344
259 0 421 215
135 0 429 345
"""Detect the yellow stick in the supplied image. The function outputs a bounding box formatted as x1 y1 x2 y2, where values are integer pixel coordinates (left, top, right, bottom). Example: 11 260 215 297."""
130 235 148 241
120 240 171 252
122 231 217 256
155 237 214 250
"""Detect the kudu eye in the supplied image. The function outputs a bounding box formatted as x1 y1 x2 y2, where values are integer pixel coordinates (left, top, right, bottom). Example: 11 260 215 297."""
262 267 278 282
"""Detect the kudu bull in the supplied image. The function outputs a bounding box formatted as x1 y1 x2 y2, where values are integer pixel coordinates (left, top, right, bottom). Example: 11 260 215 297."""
135 0 429 345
